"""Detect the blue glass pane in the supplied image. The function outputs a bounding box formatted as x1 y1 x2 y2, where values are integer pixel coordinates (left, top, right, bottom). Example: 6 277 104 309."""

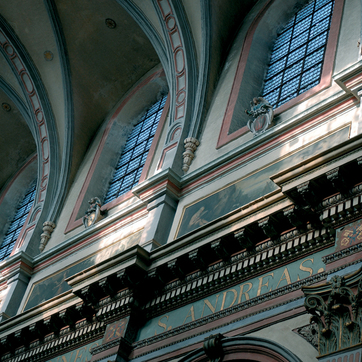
290 31 309 52
104 95 167 203
263 88 279 107
264 73 283 94
119 150 133 167
316 0 332 10
138 128 152 144
287 45 307 67
0 180 36 261
313 3 333 22
296 2 314 23
310 17 330 38
269 42 289 63
273 28 293 50
262 0 334 108
122 137 137 153
307 31 328 54
266 57 287 79
300 63 322 88
304 48 324 69
280 76 300 99
128 155 142 173
293 16 312 38
283 60 303 82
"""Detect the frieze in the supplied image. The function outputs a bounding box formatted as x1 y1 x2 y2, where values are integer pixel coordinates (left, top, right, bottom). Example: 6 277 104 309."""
138 248 331 341
143 229 333 318
155 197 288 266
134 297 305 355
1 321 105 362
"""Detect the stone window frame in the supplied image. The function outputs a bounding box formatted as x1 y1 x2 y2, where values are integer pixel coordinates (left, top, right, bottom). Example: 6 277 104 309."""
217 0 344 148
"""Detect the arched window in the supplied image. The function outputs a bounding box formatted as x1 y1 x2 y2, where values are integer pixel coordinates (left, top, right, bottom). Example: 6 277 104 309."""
0 180 37 261
104 95 167 204
262 0 335 108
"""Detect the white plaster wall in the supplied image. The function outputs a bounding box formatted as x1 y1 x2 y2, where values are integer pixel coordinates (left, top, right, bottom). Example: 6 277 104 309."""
334 0 361 73
182 0 202 65
248 314 319 361
132 0 165 44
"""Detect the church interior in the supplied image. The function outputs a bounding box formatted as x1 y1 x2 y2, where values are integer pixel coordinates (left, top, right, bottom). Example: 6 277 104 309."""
1 0 362 361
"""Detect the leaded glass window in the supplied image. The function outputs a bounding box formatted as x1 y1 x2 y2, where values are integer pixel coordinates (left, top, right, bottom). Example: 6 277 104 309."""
104 95 167 204
262 0 335 108
0 180 37 261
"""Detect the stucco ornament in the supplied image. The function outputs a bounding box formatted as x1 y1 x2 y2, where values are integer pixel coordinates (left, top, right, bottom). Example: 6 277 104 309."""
182 137 200 173
39 221 56 252
83 197 104 228
245 97 274 136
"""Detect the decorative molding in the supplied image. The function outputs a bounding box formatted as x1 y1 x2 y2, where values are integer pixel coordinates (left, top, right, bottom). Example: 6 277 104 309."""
182 137 200 172
203 333 224 362
180 336 302 362
303 270 362 356
43 0 73 223
217 0 345 148
39 221 56 252
293 322 319 350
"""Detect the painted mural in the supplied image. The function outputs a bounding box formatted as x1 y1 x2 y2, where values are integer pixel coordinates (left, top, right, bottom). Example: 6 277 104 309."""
176 127 349 238
138 247 332 340
23 231 141 311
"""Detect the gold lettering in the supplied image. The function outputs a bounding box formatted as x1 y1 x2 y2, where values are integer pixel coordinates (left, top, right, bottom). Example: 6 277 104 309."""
220 289 238 310
257 273 274 296
73 347 86 362
238 282 253 303
276 267 292 289
183 306 195 324
201 294 219 317
59 352 73 362
299 258 314 277
157 315 169 331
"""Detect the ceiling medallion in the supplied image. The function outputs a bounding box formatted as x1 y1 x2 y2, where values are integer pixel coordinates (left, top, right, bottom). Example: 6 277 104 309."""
44 50 54 61
2 103 11 112
105 18 116 29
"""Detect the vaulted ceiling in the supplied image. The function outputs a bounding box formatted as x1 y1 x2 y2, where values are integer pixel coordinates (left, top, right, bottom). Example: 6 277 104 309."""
0 0 257 196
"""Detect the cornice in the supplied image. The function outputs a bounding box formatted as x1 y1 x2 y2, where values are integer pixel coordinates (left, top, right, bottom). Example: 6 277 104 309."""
180 91 355 196
132 167 181 203
32 200 147 271
334 59 362 98
0 252 33 282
